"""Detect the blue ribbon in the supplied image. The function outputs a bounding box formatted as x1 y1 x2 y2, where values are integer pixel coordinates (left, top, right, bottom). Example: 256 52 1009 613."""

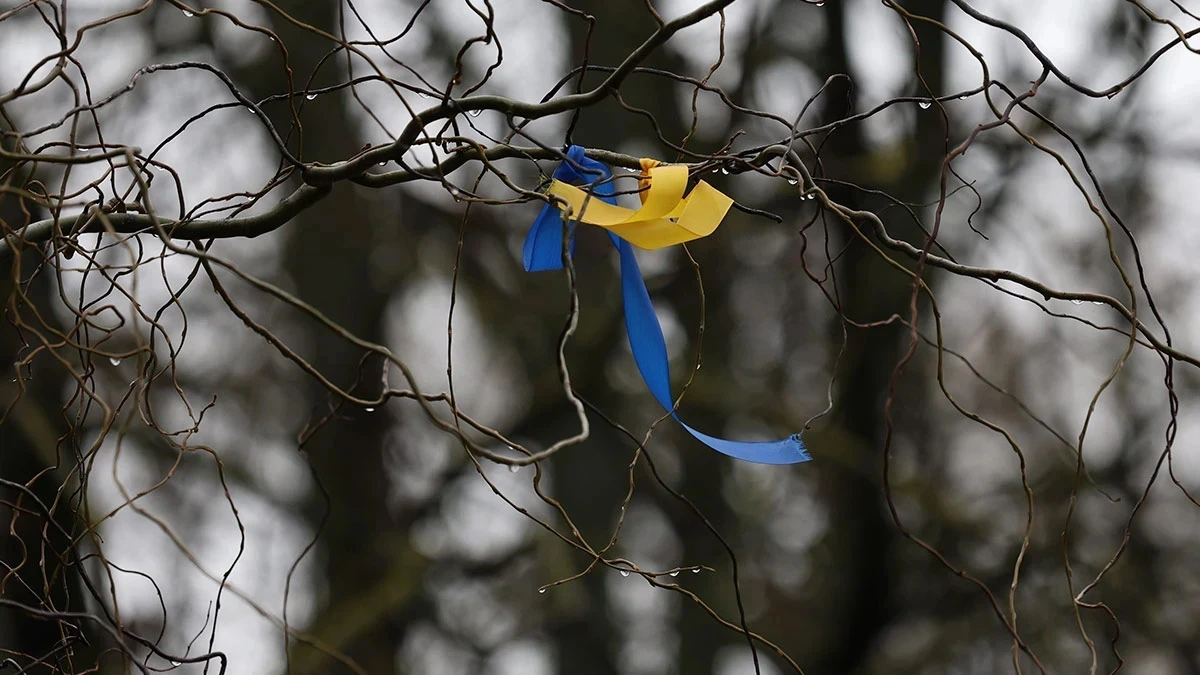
523 146 811 465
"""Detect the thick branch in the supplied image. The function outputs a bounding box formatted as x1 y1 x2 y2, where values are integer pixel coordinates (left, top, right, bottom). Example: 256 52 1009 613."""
0 183 330 260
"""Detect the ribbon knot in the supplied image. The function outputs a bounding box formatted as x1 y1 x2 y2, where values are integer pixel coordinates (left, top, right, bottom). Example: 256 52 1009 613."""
522 146 811 465
637 158 659 203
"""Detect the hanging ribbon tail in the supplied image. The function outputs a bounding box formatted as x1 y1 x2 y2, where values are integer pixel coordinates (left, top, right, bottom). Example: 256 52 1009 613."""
609 233 811 465
522 147 617 273
523 204 575 272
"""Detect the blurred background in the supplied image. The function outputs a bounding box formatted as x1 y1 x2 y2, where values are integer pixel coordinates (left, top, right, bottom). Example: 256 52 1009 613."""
3 0 1200 673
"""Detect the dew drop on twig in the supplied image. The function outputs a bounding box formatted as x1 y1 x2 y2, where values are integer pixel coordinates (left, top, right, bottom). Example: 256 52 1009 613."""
109 357 121 366
305 93 317 101
469 109 482 117
508 464 520 473
365 407 375 413
918 100 932 109
181 9 194 17
669 571 679 577
538 588 546 594
619 570 630 577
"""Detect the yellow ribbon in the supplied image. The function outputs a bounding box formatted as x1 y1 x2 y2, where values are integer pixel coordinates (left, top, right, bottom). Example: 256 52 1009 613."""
545 159 734 250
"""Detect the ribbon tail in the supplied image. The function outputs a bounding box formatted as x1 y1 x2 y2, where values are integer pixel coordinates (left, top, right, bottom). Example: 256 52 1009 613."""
523 205 572 272
680 425 812 465
610 234 811 465
525 148 618 272
611 233 675 410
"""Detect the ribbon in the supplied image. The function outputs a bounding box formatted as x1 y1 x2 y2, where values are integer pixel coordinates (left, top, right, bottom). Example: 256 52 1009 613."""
522 146 811 465
544 163 733 249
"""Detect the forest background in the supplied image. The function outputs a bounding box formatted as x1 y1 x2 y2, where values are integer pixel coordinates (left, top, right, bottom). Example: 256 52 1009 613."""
3 0 1200 674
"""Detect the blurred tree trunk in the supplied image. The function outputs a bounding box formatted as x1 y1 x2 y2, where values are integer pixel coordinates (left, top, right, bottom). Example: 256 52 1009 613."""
215 3 420 672
536 2 701 673
804 1 948 672
0 151 105 671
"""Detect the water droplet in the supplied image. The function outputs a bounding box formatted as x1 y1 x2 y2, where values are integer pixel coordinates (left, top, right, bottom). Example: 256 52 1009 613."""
378 161 387 166
305 93 317 101
719 167 729 175
181 9 194 17
468 109 482 117
806 193 817 201
691 568 701 574
1070 299 1083 305
669 571 679 577
958 94 969 100
508 464 520 473
418 92 431 100
538 588 546 594
694 363 702 371
109 357 121 366
170 661 182 667
365 407 375 412
815 1 825 6
1106 90 1119 100
619 570 630 577
787 178 798 186
448 187 462 201
918 100 932 109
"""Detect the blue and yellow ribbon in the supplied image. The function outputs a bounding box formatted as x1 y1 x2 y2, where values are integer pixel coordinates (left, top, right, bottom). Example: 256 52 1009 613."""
523 146 811 465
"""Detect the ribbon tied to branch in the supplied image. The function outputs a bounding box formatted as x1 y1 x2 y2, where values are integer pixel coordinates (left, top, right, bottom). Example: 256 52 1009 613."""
521 145 811 466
